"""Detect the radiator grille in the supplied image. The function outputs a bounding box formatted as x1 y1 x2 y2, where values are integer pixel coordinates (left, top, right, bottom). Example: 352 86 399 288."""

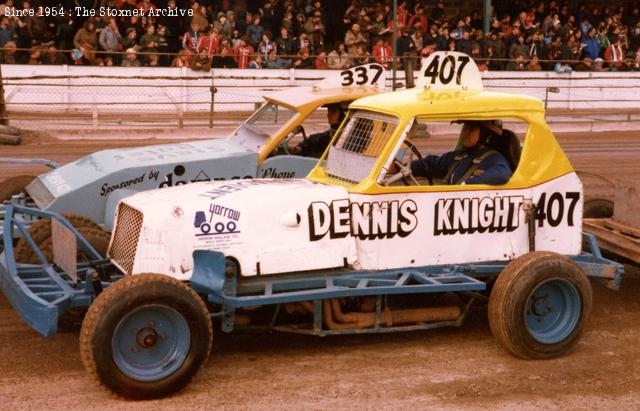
109 203 143 275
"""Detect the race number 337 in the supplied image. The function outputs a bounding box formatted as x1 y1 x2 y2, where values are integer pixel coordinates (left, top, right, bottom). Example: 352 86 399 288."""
423 54 470 86
341 64 384 86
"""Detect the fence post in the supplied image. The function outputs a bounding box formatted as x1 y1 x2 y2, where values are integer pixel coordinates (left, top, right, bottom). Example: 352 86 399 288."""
0 64 7 125
209 70 216 128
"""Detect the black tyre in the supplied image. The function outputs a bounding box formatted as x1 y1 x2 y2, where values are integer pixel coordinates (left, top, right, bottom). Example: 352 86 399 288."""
488 252 592 359
15 213 102 263
0 174 36 202
80 273 213 400
583 198 614 219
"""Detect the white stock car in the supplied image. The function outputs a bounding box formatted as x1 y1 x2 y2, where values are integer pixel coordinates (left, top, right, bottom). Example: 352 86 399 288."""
0 53 624 400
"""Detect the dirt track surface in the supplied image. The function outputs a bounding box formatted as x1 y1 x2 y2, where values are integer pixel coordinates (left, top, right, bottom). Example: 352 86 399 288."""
0 130 639 409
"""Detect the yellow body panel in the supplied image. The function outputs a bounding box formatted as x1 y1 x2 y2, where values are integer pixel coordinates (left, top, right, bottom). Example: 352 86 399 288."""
257 86 382 163
308 87 574 193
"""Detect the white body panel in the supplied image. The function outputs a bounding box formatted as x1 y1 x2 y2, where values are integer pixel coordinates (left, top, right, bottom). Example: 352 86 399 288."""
111 172 582 281
114 179 356 280
347 173 582 270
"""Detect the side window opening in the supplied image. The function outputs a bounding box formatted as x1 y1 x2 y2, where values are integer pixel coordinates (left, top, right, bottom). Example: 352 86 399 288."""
385 118 526 187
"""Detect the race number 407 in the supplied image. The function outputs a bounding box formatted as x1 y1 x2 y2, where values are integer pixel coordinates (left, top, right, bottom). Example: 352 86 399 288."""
423 54 470 86
535 192 580 227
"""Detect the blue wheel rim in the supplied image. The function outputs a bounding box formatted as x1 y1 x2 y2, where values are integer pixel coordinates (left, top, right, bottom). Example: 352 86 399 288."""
112 304 191 382
525 278 581 344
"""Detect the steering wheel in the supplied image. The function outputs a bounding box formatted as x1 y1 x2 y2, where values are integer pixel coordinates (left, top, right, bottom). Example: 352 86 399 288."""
278 125 307 155
383 139 433 186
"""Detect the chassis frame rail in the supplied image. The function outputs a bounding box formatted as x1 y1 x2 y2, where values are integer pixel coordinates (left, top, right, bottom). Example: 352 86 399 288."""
0 205 115 336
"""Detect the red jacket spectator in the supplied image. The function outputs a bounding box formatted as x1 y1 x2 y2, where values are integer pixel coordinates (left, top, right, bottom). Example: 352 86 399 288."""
183 22 201 56
235 38 254 69
372 40 392 68
396 1 408 27
604 40 625 70
199 32 221 57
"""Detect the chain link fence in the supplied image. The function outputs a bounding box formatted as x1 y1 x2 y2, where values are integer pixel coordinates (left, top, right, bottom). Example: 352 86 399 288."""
1 62 640 131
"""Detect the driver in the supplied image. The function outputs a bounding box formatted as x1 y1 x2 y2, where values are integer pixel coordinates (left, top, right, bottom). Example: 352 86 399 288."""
291 103 346 157
410 120 512 185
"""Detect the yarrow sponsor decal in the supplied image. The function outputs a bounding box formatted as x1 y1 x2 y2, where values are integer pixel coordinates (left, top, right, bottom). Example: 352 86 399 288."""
193 203 243 251
434 195 523 235
308 199 418 241
194 204 241 236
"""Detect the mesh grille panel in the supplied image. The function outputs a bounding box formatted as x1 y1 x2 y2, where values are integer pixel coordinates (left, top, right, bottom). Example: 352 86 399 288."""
109 203 143 275
335 112 397 157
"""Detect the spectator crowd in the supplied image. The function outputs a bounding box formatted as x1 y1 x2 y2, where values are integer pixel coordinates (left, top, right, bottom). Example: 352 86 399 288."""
0 0 639 72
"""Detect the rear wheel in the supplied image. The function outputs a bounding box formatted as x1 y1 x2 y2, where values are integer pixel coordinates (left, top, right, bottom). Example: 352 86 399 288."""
488 252 592 359
14 213 102 263
80 273 212 400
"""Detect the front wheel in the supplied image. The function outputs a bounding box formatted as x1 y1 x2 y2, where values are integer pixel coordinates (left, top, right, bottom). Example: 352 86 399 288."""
488 252 592 359
80 273 213 399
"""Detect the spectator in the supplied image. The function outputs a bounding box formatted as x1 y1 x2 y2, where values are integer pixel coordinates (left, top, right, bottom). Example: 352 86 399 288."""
345 23 367 54
314 49 328 69
576 57 594 71
99 18 122 66
293 46 314 68
199 27 220 59
246 16 264 49
0 17 14 48
235 36 254 69
276 27 296 57
230 28 242 49
430 1 446 24
527 55 542 71
0 40 16 64
304 11 325 52
248 53 264 69
73 20 97 65
182 21 201 59
122 28 138 51
140 24 160 65
121 48 141 67
581 27 600 60
327 42 350 69
372 36 392 69
605 36 626 70
28 47 42 65
396 28 416 68
508 35 527 60
264 48 291 69
457 31 473 55
213 12 232 39
171 50 190 67
592 57 607 71
352 44 371 66
42 45 66 65
506 52 526 70
258 32 276 59
295 32 312 54
216 38 237 68
190 4 209 31
190 48 211 71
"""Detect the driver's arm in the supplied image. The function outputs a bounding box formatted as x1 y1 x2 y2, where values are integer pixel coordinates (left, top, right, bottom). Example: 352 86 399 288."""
295 129 332 157
410 152 455 178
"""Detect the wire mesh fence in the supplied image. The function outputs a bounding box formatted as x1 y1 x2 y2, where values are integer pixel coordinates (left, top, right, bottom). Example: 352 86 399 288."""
1 62 640 131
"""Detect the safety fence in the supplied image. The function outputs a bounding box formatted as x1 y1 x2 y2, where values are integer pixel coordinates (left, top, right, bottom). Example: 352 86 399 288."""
1 64 640 130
